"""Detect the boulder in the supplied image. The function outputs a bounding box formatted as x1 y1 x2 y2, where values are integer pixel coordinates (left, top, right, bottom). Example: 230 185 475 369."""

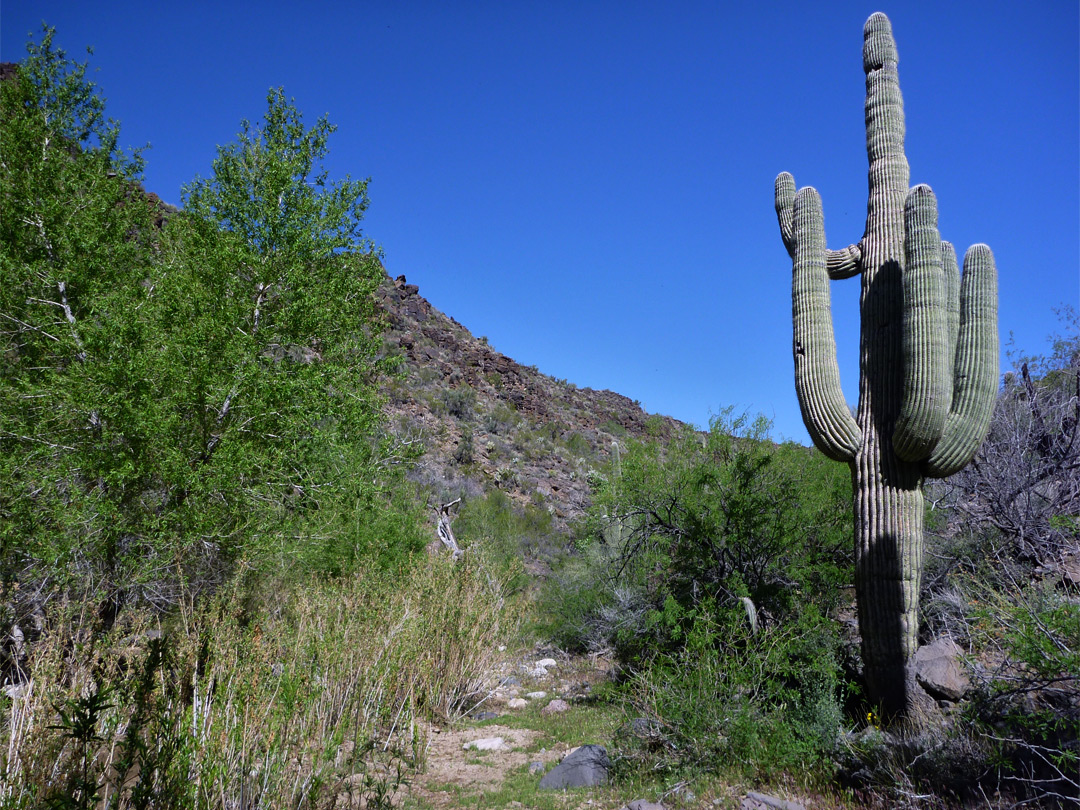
538 744 609 789
914 637 970 701
541 699 570 715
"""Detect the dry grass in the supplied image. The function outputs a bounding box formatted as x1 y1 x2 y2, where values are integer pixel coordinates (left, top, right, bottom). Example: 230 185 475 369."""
1 551 521 809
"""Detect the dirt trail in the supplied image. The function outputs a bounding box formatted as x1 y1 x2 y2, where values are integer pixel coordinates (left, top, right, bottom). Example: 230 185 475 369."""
402 650 618 809
412 724 567 806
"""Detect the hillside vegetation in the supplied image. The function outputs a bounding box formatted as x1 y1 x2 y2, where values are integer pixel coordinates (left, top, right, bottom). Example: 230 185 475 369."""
1 28 1077 810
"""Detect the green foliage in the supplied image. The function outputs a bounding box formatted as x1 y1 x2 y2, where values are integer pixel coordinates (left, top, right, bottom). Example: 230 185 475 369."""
454 489 552 591
47 687 112 810
5 550 517 809
563 431 592 458
962 579 1080 800
453 428 475 465
1 29 159 597
557 412 851 664
183 86 372 268
437 385 476 421
619 604 843 782
543 412 852 783
0 29 408 611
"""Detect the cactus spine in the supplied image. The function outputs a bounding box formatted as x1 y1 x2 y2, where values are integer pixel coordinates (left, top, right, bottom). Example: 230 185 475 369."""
774 12 998 721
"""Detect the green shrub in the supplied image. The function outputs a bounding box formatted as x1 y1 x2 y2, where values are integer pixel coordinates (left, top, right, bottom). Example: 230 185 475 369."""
564 431 592 458
542 411 852 785
437 386 476 420
545 412 851 664
453 490 555 591
617 601 843 783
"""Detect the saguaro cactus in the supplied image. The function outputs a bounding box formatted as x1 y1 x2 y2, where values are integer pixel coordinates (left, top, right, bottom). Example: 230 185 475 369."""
774 12 998 722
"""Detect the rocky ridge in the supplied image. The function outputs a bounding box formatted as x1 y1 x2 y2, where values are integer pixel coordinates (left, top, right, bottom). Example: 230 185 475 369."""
376 273 683 537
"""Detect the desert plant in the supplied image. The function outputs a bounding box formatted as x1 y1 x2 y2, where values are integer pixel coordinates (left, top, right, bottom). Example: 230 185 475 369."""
543 413 852 670
773 12 998 722
929 310 1079 573
0 551 518 809
438 385 476 421
617 601 844 784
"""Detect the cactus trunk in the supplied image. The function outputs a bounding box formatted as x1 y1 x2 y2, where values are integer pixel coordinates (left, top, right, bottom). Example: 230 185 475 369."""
774 12 998 723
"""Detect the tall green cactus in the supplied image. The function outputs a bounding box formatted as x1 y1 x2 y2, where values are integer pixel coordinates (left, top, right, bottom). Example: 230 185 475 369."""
774 12 998 722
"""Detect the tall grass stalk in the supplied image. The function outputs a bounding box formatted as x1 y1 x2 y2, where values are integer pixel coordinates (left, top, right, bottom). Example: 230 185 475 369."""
0 552 519 808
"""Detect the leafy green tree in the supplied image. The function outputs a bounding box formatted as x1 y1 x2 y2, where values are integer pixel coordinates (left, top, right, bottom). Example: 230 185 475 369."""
182 86 373 272
1 31 408 621
175 86 410 578
1 28 157 606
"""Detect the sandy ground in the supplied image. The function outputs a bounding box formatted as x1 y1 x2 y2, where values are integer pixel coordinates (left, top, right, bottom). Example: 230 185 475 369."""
409 723 569 807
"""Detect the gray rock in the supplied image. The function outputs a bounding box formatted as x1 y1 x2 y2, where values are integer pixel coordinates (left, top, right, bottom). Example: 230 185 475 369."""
472 710 499 721
541 698 570 715
536 657 558 669
463 736 506 751
538 744 609 789
507 698 528 710
525 691 547 699
914 637 970 701
621 801 666 810
528 761 545 775
742 792 805 810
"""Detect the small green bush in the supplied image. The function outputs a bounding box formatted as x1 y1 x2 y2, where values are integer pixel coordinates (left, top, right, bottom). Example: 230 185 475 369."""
617 602 843 783
438 386 476 420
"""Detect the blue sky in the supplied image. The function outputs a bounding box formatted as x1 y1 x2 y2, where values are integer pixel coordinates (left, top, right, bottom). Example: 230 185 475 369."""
4 1 1077 443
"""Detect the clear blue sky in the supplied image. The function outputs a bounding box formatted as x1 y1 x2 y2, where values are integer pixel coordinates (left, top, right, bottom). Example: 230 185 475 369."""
4 1 1077 443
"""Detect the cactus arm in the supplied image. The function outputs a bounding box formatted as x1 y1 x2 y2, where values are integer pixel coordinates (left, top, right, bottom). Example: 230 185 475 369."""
827 243 864 279
777 173 865 277
924 245 999 478
776 172 797 256
791 186 862 462
894 185 951 461
941 241 960 377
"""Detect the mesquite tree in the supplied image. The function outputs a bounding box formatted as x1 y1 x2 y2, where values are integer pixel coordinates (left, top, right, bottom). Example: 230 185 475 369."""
773 13 998 721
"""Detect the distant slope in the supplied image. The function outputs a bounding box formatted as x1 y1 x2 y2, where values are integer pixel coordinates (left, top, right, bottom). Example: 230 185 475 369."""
377 273 684 535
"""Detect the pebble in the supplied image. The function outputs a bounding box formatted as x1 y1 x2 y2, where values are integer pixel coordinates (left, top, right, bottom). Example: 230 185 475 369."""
525 691 547 699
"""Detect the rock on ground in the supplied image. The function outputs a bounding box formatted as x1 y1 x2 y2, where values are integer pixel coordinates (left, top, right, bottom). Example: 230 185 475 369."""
541 698 570 715
538 744 609 789
742 792 805 810
914 637 970 700
462 737 506 751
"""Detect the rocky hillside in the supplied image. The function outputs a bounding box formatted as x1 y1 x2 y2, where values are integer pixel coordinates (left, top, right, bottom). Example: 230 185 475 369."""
376 273 684 537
